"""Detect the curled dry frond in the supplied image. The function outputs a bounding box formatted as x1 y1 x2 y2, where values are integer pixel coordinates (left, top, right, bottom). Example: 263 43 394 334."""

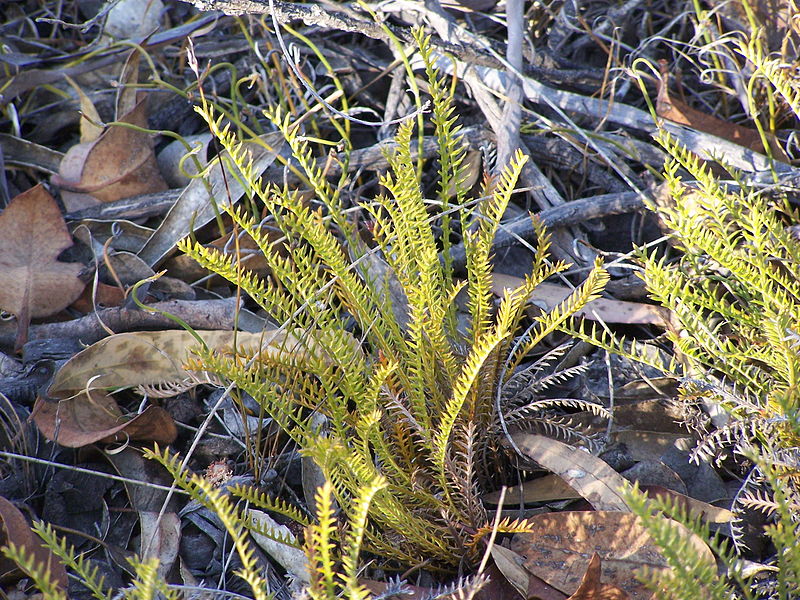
465 517 536 556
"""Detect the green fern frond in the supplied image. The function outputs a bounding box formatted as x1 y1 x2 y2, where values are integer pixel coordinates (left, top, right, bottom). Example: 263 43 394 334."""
264 106 338 211
518 259 608 360
735 35 800 117
464 150 528 343
1 541 66 600
231 481 312 524
306 481 339 600
640 131 800 442
433 328 509 478
340 476 387 598
414 29 469 207
143 445 271 600
30 521 111 600
564 318 677 374
123 557 174 600
414 28 469 289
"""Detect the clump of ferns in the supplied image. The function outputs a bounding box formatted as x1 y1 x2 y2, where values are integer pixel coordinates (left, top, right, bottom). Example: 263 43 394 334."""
571 123 800 447
567 58 800 589
621 440 800 600
176 32 611 570
558 39 800 599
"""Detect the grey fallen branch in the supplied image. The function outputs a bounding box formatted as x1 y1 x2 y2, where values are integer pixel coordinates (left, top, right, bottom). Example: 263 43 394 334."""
0 298 261 349
437 57 800 178
495 0 523 171
447 191 647 271
66 126 487 221
179 0 501 69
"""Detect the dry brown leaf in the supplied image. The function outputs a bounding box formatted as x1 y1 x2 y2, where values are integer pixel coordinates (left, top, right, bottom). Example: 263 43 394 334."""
140 511 180 579
99 251 155 287
611 431 689 462
642 485 735 524
510 511 714 599
0 496 68 589
491 545 531 598
566 554 629 600
64 75 103 143
491 545 566 600
656 61 788 160
442 149 482 197
476 563 531 600
55 97 168 210
249 510 309 584
116 51 143 118
54 51 167 210
70 281 127 313
492 274 667 326
511 433 631 511
607 400 690 434
33 389 177 447
485 474 582 505
46 329 326 399
0 185 86 349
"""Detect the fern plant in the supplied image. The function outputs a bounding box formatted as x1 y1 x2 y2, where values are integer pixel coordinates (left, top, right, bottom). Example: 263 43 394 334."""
637 126 800 460
572 82 800 461
582 146 800 598
569 36 800 599
177 32 610 569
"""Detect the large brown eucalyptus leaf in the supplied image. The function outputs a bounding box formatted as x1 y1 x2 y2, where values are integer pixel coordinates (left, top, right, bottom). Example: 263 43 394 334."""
33 390 177 447
0 185 86 348
46 328 333 399
511 511 714 599
55 97 167 210
0 496 68 588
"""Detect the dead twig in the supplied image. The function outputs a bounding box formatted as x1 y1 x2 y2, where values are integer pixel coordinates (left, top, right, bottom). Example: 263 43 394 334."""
447 191 648 271
0 298 254 348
